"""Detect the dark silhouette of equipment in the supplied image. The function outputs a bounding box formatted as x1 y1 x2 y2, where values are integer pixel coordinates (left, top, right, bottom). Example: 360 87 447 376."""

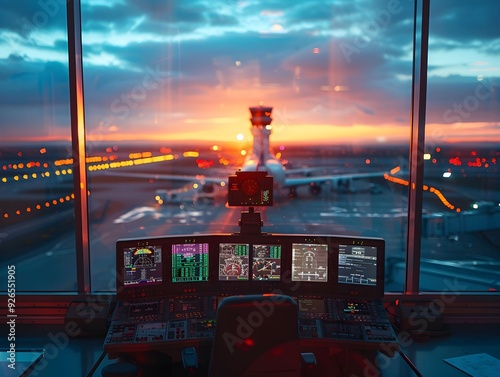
208 294 302 377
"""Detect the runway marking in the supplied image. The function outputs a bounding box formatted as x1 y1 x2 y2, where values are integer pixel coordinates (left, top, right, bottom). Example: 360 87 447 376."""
113 207 157 223
114 206 209 224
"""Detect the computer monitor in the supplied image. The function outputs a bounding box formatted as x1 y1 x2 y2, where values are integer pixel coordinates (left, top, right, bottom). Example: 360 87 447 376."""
291 243 328 282
333 237 385 298
115 233 384 298
338 244 377 286
252 244 281 281
218 243 249 281
123 245 162 286
172 243 209 283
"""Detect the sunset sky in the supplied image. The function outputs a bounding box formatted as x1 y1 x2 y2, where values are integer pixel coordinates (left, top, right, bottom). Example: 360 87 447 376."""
0 0 499 145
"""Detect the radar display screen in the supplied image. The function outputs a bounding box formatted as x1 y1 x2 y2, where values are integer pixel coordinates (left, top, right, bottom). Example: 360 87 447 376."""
123 246 162 286
338 245 377 286
291 243 328 282
252 244 281 281
218 243 249 281
172 243 209 283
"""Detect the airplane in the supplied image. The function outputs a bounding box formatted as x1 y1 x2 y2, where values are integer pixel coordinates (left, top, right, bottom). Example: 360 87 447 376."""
227 105 388 198
105 105 390 205
154 177 226 206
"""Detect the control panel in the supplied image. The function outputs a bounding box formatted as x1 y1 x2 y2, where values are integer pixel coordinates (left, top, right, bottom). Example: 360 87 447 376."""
104 295 398 358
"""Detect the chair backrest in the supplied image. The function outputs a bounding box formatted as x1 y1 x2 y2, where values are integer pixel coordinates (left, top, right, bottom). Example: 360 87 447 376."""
208 294 301 377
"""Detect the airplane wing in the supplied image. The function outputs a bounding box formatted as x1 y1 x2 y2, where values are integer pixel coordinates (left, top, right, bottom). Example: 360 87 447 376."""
283 166 344 175
105 171 227 184
283 171 387 188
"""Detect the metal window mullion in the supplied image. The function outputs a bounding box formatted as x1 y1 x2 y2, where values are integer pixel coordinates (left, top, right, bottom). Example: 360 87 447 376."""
67 0 90 294
406 0 430 294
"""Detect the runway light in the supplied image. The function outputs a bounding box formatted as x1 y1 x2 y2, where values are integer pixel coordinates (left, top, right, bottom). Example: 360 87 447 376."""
390 166 401 175
424 154 431 160
443 172 452 178
183 151 200 158
385 173 458 211
472 203 479 209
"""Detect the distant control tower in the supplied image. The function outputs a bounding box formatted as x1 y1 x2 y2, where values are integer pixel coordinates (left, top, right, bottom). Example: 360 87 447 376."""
249 105 273 168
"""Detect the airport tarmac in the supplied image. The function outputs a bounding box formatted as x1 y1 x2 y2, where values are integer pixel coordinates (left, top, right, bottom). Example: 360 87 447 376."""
1 144 499 293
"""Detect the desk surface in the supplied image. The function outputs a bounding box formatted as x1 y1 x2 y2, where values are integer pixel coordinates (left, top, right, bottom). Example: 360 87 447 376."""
2 323 499 376
383 324 500 377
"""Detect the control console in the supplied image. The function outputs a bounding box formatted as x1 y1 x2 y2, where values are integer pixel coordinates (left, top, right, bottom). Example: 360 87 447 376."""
104 233 399 360
104 295 398 359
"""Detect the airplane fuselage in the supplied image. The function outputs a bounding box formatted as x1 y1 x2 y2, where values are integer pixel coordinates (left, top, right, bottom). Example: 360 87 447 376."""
241 156 287 196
